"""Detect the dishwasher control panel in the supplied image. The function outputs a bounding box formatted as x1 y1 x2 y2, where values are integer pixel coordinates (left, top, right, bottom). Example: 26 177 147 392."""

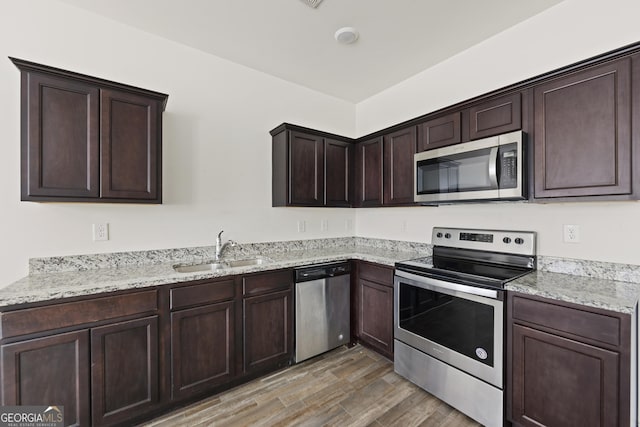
295 262 351 282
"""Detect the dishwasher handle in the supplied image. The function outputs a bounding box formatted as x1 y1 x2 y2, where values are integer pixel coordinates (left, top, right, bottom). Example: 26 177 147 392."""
295 262 351 282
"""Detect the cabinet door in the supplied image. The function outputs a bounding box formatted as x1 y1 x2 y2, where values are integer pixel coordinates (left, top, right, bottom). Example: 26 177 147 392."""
418 112 461 151
355 137 383 207
243 289 292 373
469 92 521 140
171 301 235 400
91 316 159 426
357 278 393 358
1 330 90 427
511 324 619 427
23 73 100 200
324 139 352 207
101 89 160 201
383 127 417 205
534 58 632 198
288 131 324 206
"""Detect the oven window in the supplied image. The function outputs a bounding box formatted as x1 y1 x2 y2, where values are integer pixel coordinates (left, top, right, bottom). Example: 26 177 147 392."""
417 146 496 194
399 282 494 366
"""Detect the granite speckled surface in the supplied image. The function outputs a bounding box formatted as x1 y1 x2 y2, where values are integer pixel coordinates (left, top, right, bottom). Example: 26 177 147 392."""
506 255 640 314
27 237 431 274
2 238 429 308
7 238 640 314
539 255 640 284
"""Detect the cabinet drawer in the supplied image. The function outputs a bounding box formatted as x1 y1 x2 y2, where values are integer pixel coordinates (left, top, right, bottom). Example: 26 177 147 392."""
511 295 621 347
358 262 393 286
243 270 292 297
170 279 236 310
0 290 157 339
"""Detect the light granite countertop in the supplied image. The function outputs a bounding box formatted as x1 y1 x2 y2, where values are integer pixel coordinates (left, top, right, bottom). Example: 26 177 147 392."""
0 243 423 309
506 270 640 314
2 237 639 315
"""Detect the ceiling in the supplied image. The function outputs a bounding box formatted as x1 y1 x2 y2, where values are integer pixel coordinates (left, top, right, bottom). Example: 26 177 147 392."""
58 0 564 102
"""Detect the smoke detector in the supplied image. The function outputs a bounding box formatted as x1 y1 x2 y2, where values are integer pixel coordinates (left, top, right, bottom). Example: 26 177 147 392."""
300 0 323 8
334 27 359 44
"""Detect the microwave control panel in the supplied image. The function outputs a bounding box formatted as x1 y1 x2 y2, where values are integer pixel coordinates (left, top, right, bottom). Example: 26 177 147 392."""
499 144 518 189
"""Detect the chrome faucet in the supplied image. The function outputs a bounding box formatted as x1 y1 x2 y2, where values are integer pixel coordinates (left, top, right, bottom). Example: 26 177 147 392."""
215 230 237 261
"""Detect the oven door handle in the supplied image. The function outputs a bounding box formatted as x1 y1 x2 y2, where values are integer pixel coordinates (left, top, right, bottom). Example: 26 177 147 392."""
395 269 499 299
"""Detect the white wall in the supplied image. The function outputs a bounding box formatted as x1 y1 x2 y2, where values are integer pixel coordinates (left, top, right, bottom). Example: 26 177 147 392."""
355 0 640 265
3 0 640 287
0 0 356 286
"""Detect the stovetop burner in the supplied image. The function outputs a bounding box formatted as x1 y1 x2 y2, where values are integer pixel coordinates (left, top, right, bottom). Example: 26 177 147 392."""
395 227 537 290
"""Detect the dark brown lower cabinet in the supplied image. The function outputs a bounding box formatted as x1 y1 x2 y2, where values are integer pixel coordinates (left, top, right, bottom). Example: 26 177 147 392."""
243 289 292 373
354 262 394 359
170 301 235 400
91 316 159 426
511 325 619 426
0 269 295 426
508 292 631 427
1 330 90 427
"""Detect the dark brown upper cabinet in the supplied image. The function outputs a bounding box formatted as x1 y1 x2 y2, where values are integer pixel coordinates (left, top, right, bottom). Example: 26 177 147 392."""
11 57 168 203
468 92 522 140
325 139 353 207
417 112 461 151
271 124 354 207
100 89 160 201
355 137 383 207
272 42 640 207
286 130 324 206
383 127 417 205
354 127 416 207
533 57 633 200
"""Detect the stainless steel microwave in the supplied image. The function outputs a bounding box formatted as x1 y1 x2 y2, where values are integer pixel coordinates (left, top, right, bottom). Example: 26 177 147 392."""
414 130 525 204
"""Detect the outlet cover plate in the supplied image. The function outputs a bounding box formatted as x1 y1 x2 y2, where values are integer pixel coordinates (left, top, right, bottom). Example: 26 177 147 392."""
93 223 109 241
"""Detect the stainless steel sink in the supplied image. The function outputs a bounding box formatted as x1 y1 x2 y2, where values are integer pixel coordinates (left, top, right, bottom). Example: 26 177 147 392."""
173 262 226 273
173 257 270 273
226 258 268 267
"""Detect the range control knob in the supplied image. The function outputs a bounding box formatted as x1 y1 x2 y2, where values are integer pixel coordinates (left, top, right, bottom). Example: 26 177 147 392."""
503 237 512 244
514 238 524 245
444 233 452 239
436 232 443 238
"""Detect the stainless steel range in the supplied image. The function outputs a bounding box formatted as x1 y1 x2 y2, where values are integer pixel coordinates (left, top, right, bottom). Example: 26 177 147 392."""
394 227 536 427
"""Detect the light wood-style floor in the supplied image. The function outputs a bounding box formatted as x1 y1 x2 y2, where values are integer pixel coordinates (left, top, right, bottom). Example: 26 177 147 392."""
142 345 482 427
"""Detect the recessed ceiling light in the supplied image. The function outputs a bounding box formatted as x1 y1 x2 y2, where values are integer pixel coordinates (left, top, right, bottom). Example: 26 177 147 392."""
334 27 359 45
300 0 323 8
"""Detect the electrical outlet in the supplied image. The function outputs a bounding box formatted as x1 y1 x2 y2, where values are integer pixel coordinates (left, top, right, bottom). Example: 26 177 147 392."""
321 219 329 232
297 220 306 233
563 224 580 243
93 223 109 241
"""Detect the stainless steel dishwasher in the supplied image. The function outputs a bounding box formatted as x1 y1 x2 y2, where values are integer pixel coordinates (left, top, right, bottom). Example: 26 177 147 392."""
294 261 351 363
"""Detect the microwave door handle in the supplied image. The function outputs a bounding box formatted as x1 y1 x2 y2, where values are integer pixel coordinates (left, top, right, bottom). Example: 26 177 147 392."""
488 146 499 188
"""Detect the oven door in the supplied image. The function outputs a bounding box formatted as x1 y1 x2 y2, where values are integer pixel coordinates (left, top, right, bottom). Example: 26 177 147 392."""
394 269 504 388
